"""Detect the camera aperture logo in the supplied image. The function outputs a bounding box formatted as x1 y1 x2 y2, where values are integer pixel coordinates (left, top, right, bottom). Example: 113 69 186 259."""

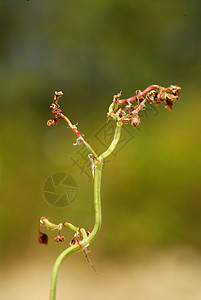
43 173 78 208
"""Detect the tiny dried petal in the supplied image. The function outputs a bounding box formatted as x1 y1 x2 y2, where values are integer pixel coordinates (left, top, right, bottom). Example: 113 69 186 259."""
38 232 48 245
163 86 180 111
116 108 126 118
135 91 145 104
131 115 141 127
157 89 166 102
73 137 83 146
70 236 78 246
166 85 181 95
52 107 62 115
167 90 180 105
152 92 163 105
121 118 131 124
55 91 64 96
47 119 57 127
146 90 158 104
113 91 122 102
164 99 173 111
54 235 65 243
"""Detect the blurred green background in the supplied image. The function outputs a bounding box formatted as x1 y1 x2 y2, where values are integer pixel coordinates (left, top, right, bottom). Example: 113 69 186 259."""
0 0 201 298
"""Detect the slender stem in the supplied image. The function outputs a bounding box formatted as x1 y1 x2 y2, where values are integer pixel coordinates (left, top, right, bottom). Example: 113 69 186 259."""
85 159 102 244
40 217 79 232
119 84 158 104
99 122 123 161
50 244 80 300
60 113 83 138
82 140 99 159
49 160 103 300
48 122 122 300
60 114 98 159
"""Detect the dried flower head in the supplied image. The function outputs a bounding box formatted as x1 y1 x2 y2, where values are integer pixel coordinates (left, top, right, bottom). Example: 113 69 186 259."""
38 232 48 245
107 84 181 128
70 236 80 246
54 235 65 243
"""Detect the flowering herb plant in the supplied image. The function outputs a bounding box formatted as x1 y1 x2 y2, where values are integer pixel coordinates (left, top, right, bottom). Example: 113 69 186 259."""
39 84 181 300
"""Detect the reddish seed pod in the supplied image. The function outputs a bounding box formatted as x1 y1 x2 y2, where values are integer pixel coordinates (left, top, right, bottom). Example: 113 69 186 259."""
70 236 78 246
47 119 57 126
54 235 65 243
38 232 48 245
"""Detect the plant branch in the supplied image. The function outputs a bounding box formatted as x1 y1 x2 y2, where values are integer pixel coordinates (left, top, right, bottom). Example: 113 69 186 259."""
85 159 103 243
40 217 79 232
99 122 123 161
119 84 157 104
39 84 181 300
47 91 98 159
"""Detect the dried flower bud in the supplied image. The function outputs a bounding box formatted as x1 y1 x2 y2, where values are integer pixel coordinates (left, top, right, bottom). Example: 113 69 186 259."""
54 235 65 243
38 232 48 245
73 136 83 146
151 85 181 111
164 99 174 111
53 91 64 104
152 90 164 106
55 91 63 96
131 115 141 127
113 91 122 102
166 85 181 95
116 108 126 118
47 119 58 126
52 107 62 115
146 90 158 104
135 90 145 104
164 87 180 111
70 236 78 246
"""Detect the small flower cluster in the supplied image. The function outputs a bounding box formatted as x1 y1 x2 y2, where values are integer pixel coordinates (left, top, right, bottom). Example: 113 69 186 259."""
46 91 84 141
47 91 64 127
38 218 65 245
38 218 91 248
107 85 181 128
38 231 65 245
145 85 181 111
70 230 90 247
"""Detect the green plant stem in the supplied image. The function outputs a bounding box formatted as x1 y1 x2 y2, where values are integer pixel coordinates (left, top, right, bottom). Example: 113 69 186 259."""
82 139 99 159
48 122 122 300
41 218 79 232
99 122 122 161
85 159 102 243
50 244 80 300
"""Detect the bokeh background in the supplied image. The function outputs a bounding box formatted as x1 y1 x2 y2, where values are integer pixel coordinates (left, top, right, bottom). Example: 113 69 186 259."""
0 0 201 299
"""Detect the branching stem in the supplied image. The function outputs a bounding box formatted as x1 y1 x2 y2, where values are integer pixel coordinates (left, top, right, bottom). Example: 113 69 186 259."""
47 124 119 300
99 122 122 161
40 85 180 300
119 84 157 104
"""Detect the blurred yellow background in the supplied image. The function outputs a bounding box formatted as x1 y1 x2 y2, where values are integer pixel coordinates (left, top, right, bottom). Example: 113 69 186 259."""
0 0 201 299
